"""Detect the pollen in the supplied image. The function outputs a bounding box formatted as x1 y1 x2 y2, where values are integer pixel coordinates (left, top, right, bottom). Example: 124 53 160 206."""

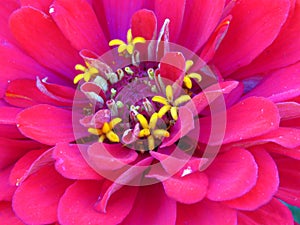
109 29 146 55
88 117 122 143
152 85 190 120
73 62 99 84
183 60 202 89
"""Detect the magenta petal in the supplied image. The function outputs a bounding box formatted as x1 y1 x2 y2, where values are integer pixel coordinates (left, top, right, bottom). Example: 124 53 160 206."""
159 52 185 83
177 0 226 52
16 104 74 145
163 172 208 204
121 184 176 225
0 202 24 225
154 0 185 41
53 143 102 180
243 62 300 102
58 180 138 225
277 102 300 120
224 148 278 210
205 148 258 201
212 0 290 76
131 9 157 40
199 97 280 144
86 142 138 171
20 0 53 12
0 166 17 201
177 199 237 225
51 0 108 54
12 166 72 225
233 1 300 79
9 7 80 77
275 157 300 207
0 0 19 41
238 198 293 225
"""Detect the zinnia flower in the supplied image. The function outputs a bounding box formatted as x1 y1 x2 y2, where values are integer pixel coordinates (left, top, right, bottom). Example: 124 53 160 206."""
1 0 300 224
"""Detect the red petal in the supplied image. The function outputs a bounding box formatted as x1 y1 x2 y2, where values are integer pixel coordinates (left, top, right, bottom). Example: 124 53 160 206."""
0 202 24 225
177 0 226 52
177 199 237 225
51 0 108 54
205 148 258 201
5 79 74 108
264 143 300 160
159 52 185 83
238 198 293 225
20 0 53 12
58 180 138 225
277 102 300 120
9 7 80 78
154 0 185 41
163 172 208 204
275 157 300 207
243 62 300 102
53 143 102 180
102 0 143 40
131 9 157 40
224 148 279 210
199 97 280 144
0 166 17 201
233 1 300 79
12 166 72 224
212 0 290 76
16 104 74 145
121 184 176 225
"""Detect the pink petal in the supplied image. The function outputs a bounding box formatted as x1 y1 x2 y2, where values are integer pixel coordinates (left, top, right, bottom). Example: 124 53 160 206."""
9 7 80 78
277 102 300 120
232 0 300 79
102 0 143 40
121 184 176 225
212 0 290 76
177 199 237 225
205 148 258 201
51 0 108 54
12 165 72 224
0 107 22 125
5 79 73 108
16 104 74 145
238 198 293 225
264 143 300 160
52 143 102 180
163 171 208 204
159 52 185 83
86 142 138 171
20 0 53 12
177 0 226 52
243 62 300 102
224 148 279 210
0 202 24 225
0 0 19 41
0 137 41 169
199 97 280 144
131 9 157 40
275 157 300 207
0 166 17 201
58 180 138 225
154 0 185 41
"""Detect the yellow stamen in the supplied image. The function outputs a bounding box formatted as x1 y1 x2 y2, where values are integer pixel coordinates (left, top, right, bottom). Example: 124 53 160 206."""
137 114 149 129
106 131 120 142
188 73 202 82
158 105 172 118
147 135 155 151
152 96 169 105
174 95 191 106
132 37 146 45
88 128 102 135
153 129 170 138
73 63 99 84
166 85 173 102
185 60 194 71
109 118 122 128
109 39 126 46
139 129 151 138
183 76 192 89
149 113 158 130
170 106 178 121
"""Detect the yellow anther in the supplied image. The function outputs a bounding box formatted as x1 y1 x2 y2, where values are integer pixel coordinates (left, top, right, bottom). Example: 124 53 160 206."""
106 131 120 142
149 113 158 130
147 135 155 151
139 128 151 138
170 107 178 121
153 129 170 138
109 118 122 128
74 62 99 84
109 29 146 55
166 85 173 102
152 96 169 105
102 122 111 133
174 95 191 106
88 128 102 135
137 114 149 129
188 73 202 82
99 135 106 142
183 76 192 89
158 105 172 118
185 60 194 71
